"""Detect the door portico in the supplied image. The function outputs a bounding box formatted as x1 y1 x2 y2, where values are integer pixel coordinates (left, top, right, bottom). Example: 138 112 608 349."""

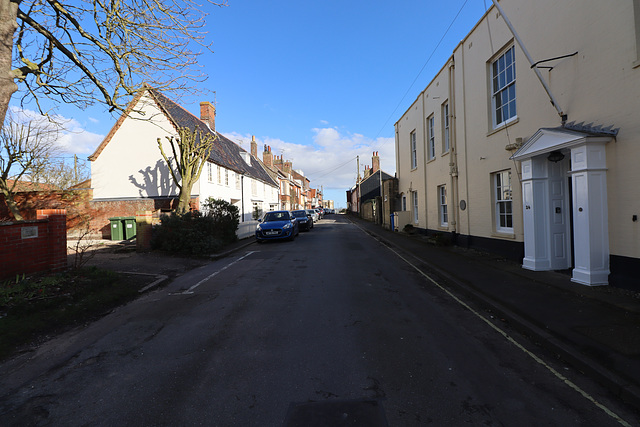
512 127 616 286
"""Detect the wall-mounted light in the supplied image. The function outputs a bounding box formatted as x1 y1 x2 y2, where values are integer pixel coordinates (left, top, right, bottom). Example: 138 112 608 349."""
547 150 565 163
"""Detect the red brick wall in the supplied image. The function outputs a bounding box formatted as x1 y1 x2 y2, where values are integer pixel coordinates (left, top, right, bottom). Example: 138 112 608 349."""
0 209 67 280
89 197 200 238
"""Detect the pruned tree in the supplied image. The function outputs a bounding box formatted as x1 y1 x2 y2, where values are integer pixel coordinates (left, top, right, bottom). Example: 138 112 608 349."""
158 126 216 213
0 111 59 220
0 0 227 126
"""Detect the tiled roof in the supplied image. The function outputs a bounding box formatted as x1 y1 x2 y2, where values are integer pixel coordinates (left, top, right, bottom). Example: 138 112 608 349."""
148 89 278 187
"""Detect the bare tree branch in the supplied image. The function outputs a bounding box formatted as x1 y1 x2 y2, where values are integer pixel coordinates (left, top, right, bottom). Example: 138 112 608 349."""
0 0 228 125
0 110 60 220
158 126 216 213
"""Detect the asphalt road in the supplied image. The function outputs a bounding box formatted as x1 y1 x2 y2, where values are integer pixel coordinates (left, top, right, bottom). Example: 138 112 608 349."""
1 215 638 426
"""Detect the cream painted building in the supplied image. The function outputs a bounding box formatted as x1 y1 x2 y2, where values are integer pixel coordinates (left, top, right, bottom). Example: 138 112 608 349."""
395 0 640 288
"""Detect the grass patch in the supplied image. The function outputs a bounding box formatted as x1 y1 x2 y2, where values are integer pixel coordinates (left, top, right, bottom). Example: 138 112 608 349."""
0 267 154 360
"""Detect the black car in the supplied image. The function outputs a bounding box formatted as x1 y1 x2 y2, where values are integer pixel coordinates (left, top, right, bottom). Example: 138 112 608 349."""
291 209 313 231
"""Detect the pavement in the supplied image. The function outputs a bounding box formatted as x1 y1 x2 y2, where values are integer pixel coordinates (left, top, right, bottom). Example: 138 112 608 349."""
76 215 640 411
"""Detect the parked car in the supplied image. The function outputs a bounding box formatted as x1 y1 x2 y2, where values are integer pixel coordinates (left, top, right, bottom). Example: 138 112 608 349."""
256 210 299 242
306 209 319 223
291 210 313 231
315 208 323 219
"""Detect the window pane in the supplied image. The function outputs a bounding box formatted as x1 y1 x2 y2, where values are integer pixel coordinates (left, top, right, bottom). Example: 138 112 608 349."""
506 66 513 84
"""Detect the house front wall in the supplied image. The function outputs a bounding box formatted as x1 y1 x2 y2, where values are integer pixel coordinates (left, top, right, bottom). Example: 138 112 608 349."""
91 96 180 200
198 162 278 221
395 0 640 286
395 95 425 229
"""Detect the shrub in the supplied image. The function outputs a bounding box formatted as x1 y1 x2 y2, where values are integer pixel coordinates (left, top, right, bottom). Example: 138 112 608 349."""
202 198 239 244
151 198 239 256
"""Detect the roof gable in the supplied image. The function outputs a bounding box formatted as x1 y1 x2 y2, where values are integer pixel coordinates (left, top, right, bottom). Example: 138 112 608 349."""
511 127 615 161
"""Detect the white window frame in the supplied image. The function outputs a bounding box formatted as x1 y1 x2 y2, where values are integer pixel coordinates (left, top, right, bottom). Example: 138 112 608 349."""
427 115 435 160
494 170 513 233
217 165 221 184
438 185 448 226
402 194 407 212
235 174 241 190
207 162 213 183
224 169 229 186
412 191 419 224
491 46 517 128
410 130 417 169
442 102 450 153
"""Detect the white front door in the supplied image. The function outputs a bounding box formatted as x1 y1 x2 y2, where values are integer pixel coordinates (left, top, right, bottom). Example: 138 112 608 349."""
548 157 571 270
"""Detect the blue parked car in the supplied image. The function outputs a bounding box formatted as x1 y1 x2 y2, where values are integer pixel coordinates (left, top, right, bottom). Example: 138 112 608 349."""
256 210 299 242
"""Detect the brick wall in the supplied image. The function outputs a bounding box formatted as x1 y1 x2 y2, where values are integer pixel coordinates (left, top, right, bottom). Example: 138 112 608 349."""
90 197 199 239
0 209 67 280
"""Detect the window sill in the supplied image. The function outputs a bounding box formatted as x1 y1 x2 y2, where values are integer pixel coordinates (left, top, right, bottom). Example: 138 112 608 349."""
492 231 516 239
633 58 640 69
441 150 450 157
427 157 436 164
487 117 519 137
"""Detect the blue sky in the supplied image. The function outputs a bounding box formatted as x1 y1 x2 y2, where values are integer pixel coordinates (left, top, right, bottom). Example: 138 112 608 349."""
13 0 490 208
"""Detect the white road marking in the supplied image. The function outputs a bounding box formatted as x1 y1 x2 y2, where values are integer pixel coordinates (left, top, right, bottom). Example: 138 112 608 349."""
354 224 632 427
179 251 257 295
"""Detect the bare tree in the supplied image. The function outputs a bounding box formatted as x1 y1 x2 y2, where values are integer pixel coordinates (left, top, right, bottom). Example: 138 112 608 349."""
0 0 227 126
30 155 90 190
0 111 59 220
158 126 216 213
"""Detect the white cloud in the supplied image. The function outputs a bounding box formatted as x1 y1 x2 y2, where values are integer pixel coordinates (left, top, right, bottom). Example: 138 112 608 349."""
223 127 395 193
8 106 105 155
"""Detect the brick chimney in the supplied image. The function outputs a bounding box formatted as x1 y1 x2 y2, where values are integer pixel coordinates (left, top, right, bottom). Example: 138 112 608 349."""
263 145 273 169
200 101 216 131
364 165 371 179
274 155 284 170
284 160 292 174
372 151 380 173
250 135 257 158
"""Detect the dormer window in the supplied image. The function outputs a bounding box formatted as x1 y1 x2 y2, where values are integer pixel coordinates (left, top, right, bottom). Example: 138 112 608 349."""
240 151 251 166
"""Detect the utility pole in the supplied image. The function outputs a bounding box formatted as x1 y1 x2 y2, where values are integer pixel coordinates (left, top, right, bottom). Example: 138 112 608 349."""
356 155 361 214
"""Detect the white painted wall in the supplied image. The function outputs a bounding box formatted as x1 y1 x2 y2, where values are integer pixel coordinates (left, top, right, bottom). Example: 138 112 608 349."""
92 96 179 200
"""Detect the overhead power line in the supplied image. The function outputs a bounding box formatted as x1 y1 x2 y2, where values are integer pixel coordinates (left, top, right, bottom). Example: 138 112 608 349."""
369 0 472 149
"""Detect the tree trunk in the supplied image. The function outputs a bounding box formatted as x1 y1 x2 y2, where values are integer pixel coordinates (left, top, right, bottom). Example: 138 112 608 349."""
177 187 191 213
0 0 19 125
2 190 23 221
176 176 193 213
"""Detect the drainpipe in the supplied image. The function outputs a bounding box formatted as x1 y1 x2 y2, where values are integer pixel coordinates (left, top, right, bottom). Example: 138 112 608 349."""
461 31 471 238
448 57 458 236
421 91 428 230
241 175 245 222
491 0 567 124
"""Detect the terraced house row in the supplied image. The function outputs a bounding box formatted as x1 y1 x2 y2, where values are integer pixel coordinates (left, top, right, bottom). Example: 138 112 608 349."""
394 0 640 288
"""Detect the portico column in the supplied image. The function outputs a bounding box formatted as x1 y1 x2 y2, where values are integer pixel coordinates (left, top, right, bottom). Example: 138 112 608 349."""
570 142 609 286
521 158 551 270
